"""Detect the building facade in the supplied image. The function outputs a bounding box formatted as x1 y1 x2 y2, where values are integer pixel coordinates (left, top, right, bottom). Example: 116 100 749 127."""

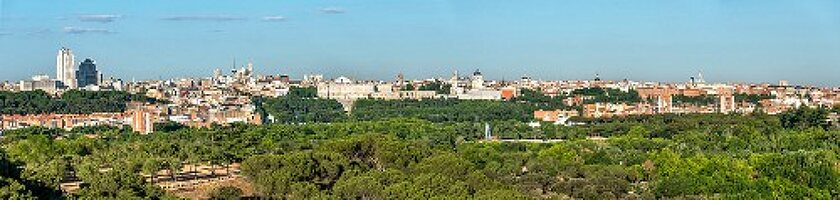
56 47 77 89
76 58 101 88
19 75 60 94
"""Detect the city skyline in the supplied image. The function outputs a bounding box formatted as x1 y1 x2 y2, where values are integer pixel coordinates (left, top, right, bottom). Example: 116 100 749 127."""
2 2 840 199
0 0 839 86
2 46 839 88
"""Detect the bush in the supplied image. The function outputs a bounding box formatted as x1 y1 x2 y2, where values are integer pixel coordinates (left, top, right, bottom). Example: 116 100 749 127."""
209 186 243 200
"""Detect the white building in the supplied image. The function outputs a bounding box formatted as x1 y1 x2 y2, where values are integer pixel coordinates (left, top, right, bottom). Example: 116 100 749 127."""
317 82 377 100
19 75 60 94
56 47 77 89
458 90 502 100
334 76 353 84
470 69 485 90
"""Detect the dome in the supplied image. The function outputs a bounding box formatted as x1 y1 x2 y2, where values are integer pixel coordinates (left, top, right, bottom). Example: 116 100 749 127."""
473 69 482 76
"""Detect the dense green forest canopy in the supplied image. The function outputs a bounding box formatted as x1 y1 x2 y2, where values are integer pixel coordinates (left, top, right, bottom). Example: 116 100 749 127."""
259 88 576 124
257 96 346 125
1 106 838 199
255 86 346 124
570 88 642 104
2 87 838 199
779 106 832 130
734 93 775 104
511 89 570 109
285 86 317 98
416 81 451 94
351 98 542 122
671 94 718 106
0 90 156 115
258 87 656 124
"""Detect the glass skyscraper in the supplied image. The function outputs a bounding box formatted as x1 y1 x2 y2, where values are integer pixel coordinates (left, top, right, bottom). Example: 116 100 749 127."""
76 58 100 88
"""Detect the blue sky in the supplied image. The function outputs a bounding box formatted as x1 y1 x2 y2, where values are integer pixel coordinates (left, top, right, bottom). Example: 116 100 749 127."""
0 0 838 86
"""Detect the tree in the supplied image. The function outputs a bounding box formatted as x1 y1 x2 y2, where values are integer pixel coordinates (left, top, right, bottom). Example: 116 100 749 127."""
259 95 346 124
671 94 718 106
4 108 840 199
0 178 35 200
627 125 648 138
154 121 187 132
734 93 775 104
411 154 476 181
473 189 532 200
332 175 384 200
0 90 156 115
351 98 541 122
209 186 243 200
401 84 416 91
74 166 172 199
418 81 451 94
570 88 642 104
779 106 829 130
287 86 317 98
141 158 163 184
0 151 37 199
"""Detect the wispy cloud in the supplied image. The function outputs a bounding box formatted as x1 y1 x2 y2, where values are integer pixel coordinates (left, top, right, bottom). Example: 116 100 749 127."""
26 28 52 37
161 15 246 22
63 27 116 34
262 16 287 22
78 14 122 23
319 7 346 14
0 31 11 36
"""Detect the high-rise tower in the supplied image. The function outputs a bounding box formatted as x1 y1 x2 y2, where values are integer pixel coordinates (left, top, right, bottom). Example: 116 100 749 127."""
56 47 77 89
76 58 100 88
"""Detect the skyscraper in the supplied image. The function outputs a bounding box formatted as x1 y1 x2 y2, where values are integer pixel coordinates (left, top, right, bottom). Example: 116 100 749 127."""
76 58 100 88
56 47 76 89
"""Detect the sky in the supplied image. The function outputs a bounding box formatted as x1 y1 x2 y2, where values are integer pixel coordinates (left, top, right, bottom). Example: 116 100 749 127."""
0 0 838 86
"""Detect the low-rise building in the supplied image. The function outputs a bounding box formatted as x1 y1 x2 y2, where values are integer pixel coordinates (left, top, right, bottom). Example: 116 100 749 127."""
19 75 61 94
